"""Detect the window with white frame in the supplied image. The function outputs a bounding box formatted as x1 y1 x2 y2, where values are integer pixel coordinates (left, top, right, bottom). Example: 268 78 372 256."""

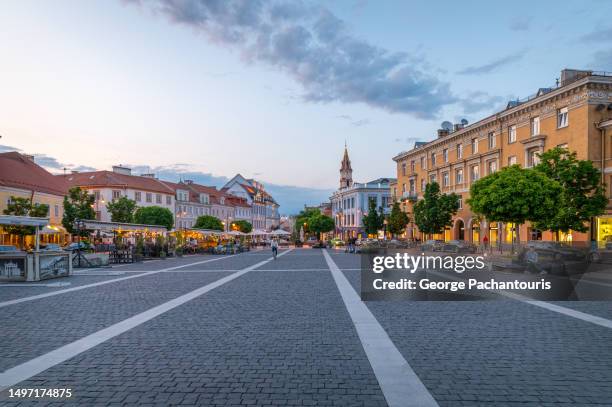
421 178 426 191
442 172 449 186
455 168 463 184
443 148 448 162
166 195 172 205
487 160 497 174
410 160 415 172
530 116 540 136
112 190 121 200
135 191 141 202
431 152 436 166
527 148 541 167
471 165 479 181
557 107 568 128
457 143 463 159
156 194 162 204
420 156 425 169
146 193 152 203
471 138 478 154
508 155 517 166
401 163 406 176
508 125 517 143
429 174 436 184
488 132 496 149
457 195 463 210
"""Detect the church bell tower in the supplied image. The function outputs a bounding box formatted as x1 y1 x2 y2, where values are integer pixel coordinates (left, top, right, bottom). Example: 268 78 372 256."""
339 144 353 189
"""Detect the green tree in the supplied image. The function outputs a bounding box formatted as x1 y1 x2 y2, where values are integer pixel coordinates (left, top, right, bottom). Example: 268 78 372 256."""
193 215 223 231
106 196 137 223
232 220 252 233
363 199 384 235
387 201 409 237
468 165 561 244
413 182 459 236
294 207 321 235
533 147 607 240
308 214 335 240
3 196 49 244
62 187 95 235
134 206 174 230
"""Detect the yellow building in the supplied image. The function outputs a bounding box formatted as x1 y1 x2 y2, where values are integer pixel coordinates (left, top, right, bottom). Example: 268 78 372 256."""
393 69 612 247
0 152 68 247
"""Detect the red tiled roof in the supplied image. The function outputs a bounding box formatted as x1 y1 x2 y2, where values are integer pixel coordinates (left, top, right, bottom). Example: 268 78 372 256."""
0 152 68 196
61 171 174 195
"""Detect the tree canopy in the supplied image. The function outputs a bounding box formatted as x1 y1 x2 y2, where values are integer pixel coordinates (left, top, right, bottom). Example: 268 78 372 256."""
468 165 561 227
134 206 174 230
294 207 321 234
387 201 409 236
62 187 95 235
308 213 335 238
232 219 252 233
194 215 224 231
413 182 459 235
106 196 137 223
533 147 607 235
363 199 384 235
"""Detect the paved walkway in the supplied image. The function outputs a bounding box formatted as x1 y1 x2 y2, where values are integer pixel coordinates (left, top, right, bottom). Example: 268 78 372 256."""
0 249 611 406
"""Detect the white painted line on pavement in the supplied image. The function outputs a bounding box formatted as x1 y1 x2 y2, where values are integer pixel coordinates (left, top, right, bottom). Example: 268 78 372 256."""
0 282 72 288
0 249 294 391
322 250 439 407
0 255 241 309
429 270 612 330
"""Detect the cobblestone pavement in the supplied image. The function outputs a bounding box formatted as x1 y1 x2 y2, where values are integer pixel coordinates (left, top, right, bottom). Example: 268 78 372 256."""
330 251 612 406
1 249 612 406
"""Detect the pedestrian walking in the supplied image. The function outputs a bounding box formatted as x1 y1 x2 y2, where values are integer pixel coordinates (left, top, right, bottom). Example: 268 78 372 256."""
271 239 278 259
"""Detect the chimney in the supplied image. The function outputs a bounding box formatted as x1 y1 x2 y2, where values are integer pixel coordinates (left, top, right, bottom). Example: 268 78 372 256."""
23 154 35 162
184 179 193 184
140 173 156 179
453 123 463 132
437 129 449 138
560 69 592 86
112 165 132 176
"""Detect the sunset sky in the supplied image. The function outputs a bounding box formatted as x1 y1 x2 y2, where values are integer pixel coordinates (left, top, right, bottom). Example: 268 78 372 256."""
1 0 610 213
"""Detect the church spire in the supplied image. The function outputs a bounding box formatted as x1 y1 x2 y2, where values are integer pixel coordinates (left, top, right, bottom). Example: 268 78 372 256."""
340 144 353 189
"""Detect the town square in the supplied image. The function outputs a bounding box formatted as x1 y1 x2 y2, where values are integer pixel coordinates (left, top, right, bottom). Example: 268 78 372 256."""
2 0 612 406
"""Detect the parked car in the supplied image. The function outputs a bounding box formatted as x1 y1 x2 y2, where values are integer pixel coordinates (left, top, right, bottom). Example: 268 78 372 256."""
523 241 586 261
421 240 445 252
40 243 62 251
63 242 91 252
0 245 20 252
329 238 345 247
305 237 319 246
442 240 477 253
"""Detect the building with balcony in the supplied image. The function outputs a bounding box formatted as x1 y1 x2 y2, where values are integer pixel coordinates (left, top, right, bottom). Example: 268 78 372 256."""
331 146 395 239
393 69 612 246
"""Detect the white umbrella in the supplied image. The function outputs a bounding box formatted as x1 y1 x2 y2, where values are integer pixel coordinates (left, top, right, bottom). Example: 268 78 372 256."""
226 230 244 236
270 229 290 236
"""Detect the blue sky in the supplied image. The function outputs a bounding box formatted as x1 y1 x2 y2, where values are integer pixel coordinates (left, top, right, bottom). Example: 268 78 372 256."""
0 0 610 214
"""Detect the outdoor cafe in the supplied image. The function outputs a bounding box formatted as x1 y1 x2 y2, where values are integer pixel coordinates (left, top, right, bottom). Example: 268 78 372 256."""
0 215 72 282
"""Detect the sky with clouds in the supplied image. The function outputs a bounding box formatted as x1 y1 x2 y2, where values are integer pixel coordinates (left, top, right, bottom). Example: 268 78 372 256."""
0 0 610 214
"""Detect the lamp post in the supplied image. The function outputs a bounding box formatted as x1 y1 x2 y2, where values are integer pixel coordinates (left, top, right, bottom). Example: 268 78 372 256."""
383 218 388 241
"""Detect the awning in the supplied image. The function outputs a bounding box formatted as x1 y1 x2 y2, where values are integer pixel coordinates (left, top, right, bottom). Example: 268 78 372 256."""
0 215 49 227
78 220 167 234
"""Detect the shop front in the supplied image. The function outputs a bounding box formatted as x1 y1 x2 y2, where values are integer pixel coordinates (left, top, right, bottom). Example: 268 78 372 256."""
597 216 612 248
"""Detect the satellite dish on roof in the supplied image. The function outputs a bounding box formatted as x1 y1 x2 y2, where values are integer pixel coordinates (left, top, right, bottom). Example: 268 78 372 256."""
441 121 453 131
461 118 469 126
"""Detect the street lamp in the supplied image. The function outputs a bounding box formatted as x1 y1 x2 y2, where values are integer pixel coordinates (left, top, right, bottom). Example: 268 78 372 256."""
383 218 388 241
